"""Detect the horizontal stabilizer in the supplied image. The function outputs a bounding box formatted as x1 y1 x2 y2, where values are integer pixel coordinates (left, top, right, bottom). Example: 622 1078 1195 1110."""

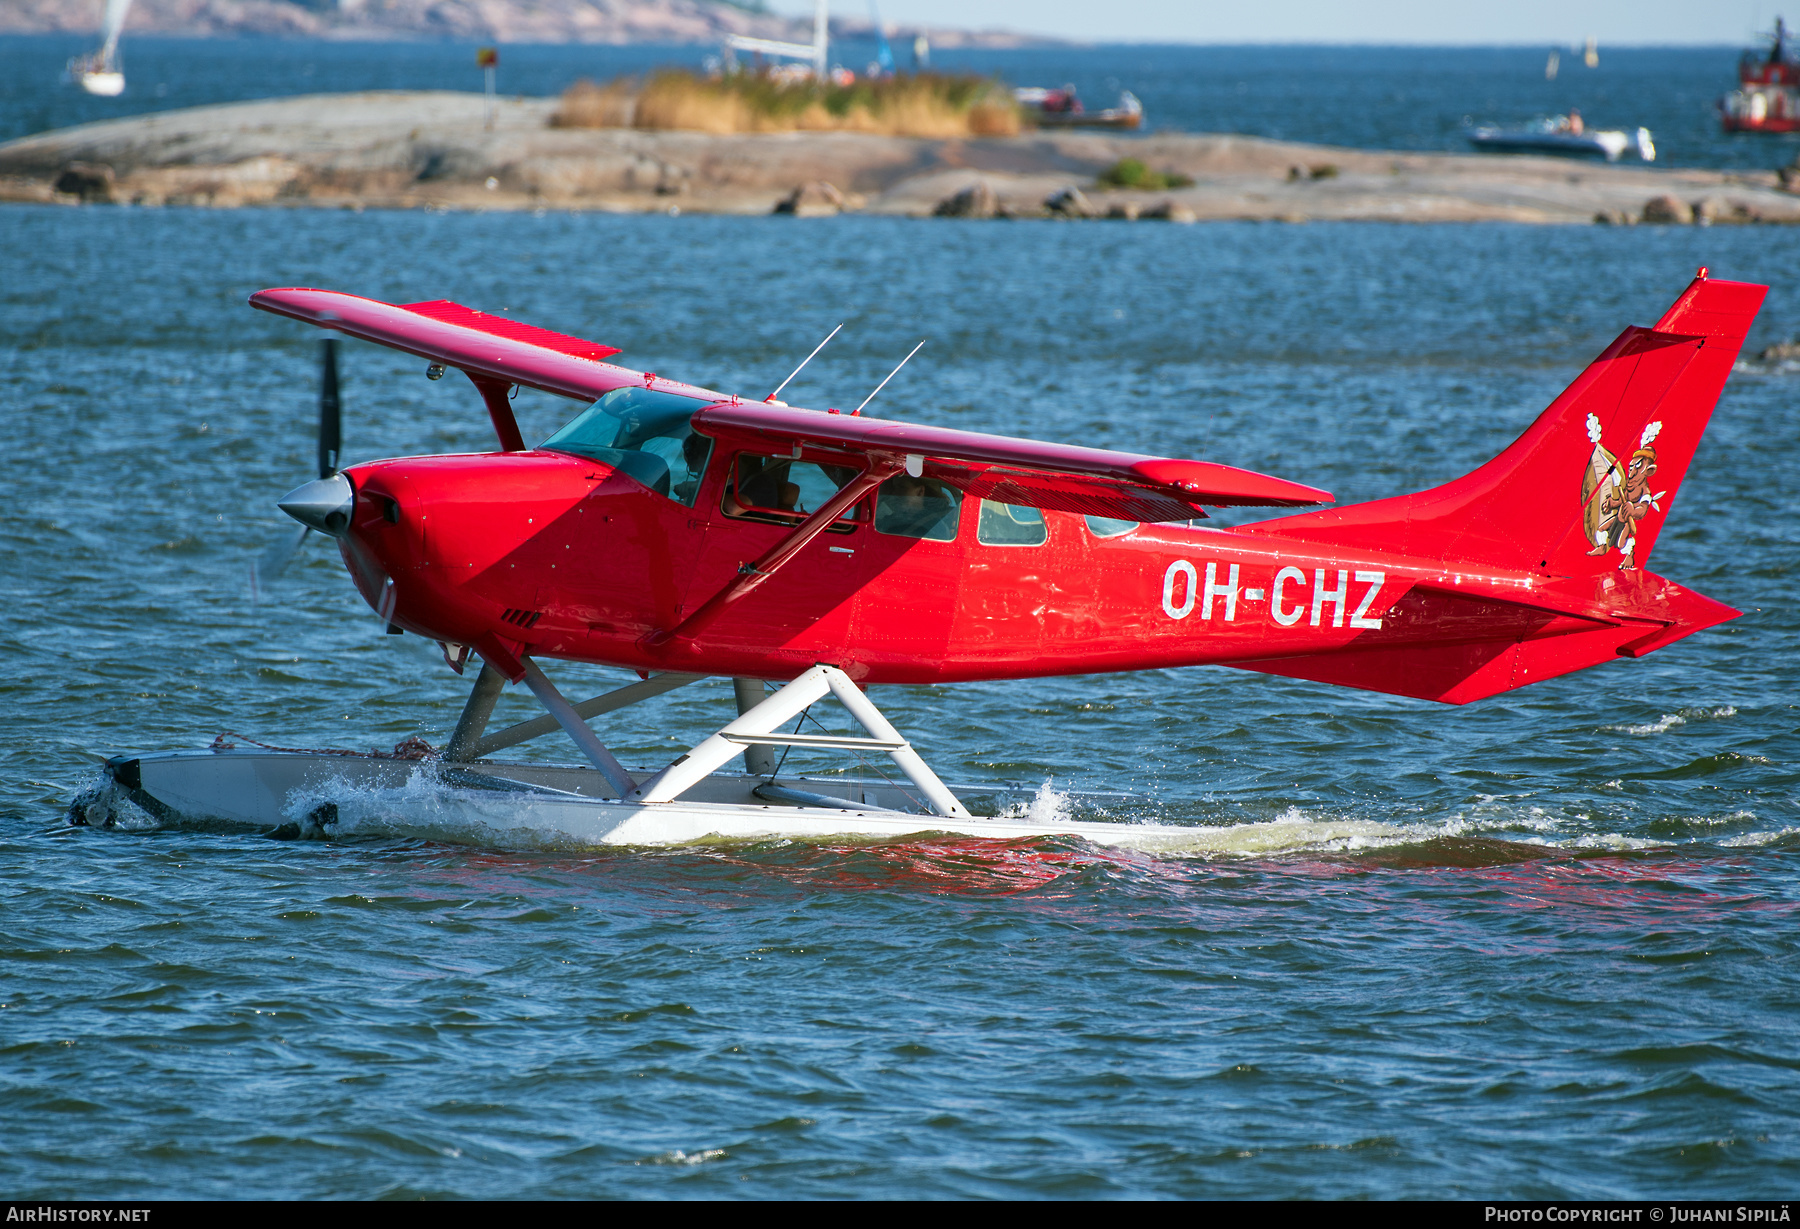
1229 569 1737 703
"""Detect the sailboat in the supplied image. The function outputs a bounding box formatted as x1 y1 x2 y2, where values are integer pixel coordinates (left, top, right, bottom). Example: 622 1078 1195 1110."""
66 0 133 97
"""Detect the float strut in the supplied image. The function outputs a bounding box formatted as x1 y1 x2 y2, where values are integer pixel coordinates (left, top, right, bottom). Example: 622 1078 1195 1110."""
473 672 703 759
519 658 637 798
632 665 971 818
444 663 505 762
732 678 777 776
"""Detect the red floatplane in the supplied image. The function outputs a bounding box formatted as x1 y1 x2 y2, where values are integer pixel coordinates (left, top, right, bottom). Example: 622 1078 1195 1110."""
80 270 1763 848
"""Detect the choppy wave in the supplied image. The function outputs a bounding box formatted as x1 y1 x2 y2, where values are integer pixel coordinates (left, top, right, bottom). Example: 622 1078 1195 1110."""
215 773 1798 864
1605 706 1738 737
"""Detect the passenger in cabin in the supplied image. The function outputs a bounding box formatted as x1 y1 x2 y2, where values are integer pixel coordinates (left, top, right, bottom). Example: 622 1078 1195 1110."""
672 432 713 506
725 455 804 521
875 474 960 541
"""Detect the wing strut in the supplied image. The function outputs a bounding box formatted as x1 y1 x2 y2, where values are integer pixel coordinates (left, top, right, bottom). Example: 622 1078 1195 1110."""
469 374 526 452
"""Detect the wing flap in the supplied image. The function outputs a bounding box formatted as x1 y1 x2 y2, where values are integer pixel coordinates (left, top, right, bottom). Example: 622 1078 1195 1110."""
694 402 1330 521
399 299 622 364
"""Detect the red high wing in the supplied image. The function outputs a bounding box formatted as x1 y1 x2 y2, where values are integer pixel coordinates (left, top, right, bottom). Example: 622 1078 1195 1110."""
250 286 1330 520
695 402 1332 519
248 287 722 404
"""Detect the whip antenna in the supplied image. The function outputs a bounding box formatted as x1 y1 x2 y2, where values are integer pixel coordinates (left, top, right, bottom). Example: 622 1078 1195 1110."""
768 323 843 402
853 339 925 415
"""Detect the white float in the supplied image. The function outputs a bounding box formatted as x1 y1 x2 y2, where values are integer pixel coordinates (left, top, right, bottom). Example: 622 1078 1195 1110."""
76 663 1200 851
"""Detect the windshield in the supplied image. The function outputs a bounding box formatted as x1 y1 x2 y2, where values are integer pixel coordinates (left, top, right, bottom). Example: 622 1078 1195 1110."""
540 387 714 506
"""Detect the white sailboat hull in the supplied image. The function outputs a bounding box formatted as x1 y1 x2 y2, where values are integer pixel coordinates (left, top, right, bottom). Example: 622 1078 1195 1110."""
78 71 124 96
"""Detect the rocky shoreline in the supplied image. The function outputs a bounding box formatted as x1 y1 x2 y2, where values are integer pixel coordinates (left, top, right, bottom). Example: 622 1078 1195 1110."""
4 90 1798 224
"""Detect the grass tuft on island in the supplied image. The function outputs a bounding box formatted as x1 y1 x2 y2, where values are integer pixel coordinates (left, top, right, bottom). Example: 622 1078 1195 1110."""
552 69 1021 138
1097 158 1195 191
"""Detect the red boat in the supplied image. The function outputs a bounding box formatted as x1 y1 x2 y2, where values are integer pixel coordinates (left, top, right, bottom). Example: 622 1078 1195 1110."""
1721 17 1800 132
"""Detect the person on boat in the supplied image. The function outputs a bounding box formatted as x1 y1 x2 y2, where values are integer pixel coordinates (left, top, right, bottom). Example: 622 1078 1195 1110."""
1567 108 1584 135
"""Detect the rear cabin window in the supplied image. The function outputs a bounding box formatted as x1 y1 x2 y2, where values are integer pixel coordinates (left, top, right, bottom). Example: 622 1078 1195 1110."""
540 387 714 507
723 454 862 532
1085 516 1138 538
874 475 961 542
977 499 1047 546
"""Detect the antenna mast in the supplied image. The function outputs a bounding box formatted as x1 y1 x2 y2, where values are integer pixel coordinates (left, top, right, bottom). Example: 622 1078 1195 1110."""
767 323 843 402
853 339 925 414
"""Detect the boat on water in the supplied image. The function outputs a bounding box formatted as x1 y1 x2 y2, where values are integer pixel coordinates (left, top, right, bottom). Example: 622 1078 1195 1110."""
1467 112 1655 162
1720 17 1800 133
65 0 133 96
1014 85 1143 130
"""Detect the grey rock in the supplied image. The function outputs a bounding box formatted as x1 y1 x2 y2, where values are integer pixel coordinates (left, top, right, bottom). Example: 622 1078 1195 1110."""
1044 186 1094 218
1692 195 1756 225
933 180 999 218
53 161 117 203
1641 194 1693 224
1142 199 1197 223
774 180 845 217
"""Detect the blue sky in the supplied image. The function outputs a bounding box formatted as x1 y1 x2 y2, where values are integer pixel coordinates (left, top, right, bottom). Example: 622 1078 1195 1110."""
778 0 1779 45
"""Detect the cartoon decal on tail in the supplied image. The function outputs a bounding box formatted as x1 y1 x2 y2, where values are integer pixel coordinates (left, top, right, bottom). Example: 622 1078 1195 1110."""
1581 414 1666 571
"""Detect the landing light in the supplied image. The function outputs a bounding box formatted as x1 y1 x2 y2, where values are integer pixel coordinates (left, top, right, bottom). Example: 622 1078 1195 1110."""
426 363 446 381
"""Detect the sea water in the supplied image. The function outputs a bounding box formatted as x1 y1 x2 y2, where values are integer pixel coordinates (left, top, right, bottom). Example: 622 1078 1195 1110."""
1 196 1798 1198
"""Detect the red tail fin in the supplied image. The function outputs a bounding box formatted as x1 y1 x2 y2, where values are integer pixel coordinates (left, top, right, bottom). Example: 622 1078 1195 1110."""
1249 270 1765 576
1228 272 1759 704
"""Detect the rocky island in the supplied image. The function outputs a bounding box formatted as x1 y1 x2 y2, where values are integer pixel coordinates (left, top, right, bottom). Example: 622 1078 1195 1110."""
3 90 1797 224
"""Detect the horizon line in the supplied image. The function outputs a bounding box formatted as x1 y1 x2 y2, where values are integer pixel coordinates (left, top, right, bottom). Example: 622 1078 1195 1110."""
0 30 1759 50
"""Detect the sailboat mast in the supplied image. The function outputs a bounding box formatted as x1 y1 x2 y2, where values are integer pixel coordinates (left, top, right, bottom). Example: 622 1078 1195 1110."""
99 0 133 67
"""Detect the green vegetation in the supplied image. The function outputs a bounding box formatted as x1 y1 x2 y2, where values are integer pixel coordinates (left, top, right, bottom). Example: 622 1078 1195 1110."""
1096 158 1195 191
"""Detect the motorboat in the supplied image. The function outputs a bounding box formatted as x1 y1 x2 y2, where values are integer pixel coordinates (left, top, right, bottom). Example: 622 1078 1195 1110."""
65 0 132 96
1015 85 1143 130
1720 17 1800 133
1468 114 1655 162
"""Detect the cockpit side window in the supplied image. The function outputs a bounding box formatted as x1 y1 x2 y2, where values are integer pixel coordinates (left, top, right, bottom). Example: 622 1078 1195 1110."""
540 387 715 507
722 453 861 533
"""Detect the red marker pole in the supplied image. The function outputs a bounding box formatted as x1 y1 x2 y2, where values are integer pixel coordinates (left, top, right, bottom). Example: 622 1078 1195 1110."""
476 46 498 129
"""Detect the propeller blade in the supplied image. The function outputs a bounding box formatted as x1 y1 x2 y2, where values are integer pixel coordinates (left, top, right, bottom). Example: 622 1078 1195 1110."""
250 341 341 598
250 526 311 601
318 338 341 479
